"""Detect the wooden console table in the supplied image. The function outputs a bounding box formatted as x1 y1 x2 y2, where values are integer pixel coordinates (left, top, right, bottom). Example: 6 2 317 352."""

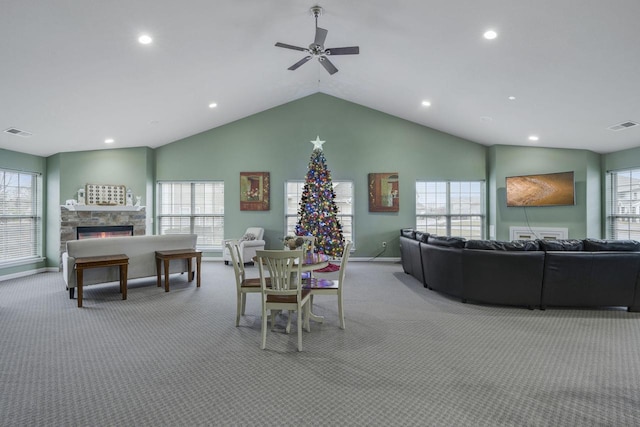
74 254 129 308
155 249 202 292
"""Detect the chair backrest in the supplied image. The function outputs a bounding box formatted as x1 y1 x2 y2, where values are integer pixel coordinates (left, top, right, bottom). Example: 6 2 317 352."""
256 250 303 295
338 241 353 285
299 235 315 254
226 240 245 289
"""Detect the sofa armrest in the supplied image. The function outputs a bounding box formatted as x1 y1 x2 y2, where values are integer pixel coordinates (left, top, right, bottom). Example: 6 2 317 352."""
240 239 266 249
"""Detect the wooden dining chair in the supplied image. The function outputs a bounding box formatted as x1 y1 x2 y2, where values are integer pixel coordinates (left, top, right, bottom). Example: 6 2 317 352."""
226 240 269 326
256 249 311 351
303 240 352 329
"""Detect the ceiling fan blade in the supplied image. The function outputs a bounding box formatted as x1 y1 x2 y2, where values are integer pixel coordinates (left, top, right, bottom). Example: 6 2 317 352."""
314 27 328 46
318 56 338 75
288 56 312 71
275 42 307 52
325 46 360 55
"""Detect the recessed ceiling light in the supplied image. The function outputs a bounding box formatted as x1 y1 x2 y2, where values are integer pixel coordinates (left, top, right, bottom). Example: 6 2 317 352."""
483 30 498 40
421 100 431 107
208 102 218 109
508 96 516 100
138 34 153 45
528 135 539 142
105 138 115 144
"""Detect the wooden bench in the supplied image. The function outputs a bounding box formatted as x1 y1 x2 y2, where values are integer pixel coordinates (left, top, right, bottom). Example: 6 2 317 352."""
155 249 202 292
74 254 129 308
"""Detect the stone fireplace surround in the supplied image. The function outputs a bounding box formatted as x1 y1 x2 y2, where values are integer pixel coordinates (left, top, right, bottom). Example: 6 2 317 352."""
59 206 146 267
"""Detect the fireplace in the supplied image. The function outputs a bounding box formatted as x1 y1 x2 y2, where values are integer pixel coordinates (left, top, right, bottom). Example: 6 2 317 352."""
77 225 134 240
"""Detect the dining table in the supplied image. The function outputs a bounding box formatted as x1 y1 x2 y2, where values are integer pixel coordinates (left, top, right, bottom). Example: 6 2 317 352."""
253 251 331 324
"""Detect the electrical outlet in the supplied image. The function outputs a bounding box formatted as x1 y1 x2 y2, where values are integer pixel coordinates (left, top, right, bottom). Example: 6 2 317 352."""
382 241 387 247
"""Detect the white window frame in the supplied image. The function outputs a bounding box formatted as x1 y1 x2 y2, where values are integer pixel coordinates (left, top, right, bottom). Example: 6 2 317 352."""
606 168 640 239
285 180 354 249
156 181 224 249
0 168 43 266
415 180 485 239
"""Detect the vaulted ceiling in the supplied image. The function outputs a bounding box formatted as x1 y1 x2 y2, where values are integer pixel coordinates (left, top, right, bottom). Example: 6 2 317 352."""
2 0 640 157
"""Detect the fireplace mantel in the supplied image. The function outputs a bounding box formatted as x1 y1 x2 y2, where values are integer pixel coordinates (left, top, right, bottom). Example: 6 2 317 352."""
61 205 145 212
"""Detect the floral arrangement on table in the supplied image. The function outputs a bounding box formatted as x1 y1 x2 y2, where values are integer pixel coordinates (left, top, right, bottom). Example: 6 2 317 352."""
284 236 305 250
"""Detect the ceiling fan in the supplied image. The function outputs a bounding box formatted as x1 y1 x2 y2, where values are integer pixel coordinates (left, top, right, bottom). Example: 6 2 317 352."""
275 6 359 75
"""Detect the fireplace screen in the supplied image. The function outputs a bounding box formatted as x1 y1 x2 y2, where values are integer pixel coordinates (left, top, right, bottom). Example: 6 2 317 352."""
77 225 134 240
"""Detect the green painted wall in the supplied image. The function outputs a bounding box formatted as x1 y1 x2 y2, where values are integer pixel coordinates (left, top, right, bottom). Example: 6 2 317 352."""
45 147 155 265
602 146 640 173
56 147 153 204
2 94 626 279
155 93 487 257
46 154 61 267
488 145 601 240
0 148 48 276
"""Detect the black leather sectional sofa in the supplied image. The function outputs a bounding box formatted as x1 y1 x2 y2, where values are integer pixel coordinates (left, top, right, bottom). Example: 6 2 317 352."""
399 229 640 311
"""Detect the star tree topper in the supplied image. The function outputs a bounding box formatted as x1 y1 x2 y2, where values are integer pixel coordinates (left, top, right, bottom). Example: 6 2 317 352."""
310 135 325 151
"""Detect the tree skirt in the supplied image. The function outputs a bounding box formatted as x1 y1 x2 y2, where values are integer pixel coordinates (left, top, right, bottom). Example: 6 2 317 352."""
314 262 340 273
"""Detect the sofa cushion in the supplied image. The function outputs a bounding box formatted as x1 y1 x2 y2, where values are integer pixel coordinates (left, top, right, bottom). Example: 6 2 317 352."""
427 235 466 248
538 239 584 251
465 240 506 250
414 231 429 243
401 228 416 239
503 240 541 251
464 239 539 251
241 232 257 241
583 238 640 252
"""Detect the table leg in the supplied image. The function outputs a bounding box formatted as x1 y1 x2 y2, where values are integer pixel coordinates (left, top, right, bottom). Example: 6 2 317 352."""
121 264 128 300
164 260 170 292
77 269 83 308
156 257 162 287
187 258 193 282
196 255 201 287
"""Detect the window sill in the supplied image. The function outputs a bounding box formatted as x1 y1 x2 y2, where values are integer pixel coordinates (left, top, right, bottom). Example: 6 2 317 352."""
0 257 46 269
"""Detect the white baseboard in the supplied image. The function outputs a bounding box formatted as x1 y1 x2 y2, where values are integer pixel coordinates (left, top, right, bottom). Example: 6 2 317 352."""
0 267 59 282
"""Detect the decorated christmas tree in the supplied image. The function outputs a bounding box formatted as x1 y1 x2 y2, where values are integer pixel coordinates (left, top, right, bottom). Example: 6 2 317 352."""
295 136 345 257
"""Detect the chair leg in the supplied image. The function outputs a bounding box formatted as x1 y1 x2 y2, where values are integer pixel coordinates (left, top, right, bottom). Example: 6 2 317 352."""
338 290 345 330
241 293 247 315
285 310 292 334
304 303 311 332
236 292 242 326
297 307 303 351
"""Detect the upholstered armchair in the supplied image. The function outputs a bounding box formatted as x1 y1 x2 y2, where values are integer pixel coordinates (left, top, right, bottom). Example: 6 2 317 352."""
223 227 266 265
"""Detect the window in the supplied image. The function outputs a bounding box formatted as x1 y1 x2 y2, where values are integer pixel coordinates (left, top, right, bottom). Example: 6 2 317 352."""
415 181 485 239
0 169 42 265
285 180 354 246
607 169 640 239
157 181 224 249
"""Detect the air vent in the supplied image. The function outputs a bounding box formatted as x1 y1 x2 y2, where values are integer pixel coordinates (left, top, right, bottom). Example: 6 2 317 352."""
4 127 33 137
608 121 638 131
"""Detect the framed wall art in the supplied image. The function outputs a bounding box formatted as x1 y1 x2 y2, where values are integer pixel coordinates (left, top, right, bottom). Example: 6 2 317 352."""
240 172 270 211
85 183 126 206
368 173 399 212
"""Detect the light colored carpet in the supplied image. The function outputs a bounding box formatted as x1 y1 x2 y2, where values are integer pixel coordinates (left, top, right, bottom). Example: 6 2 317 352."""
1 261 640 426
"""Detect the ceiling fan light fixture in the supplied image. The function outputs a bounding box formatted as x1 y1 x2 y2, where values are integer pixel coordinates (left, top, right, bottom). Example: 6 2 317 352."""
275 6 359 75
